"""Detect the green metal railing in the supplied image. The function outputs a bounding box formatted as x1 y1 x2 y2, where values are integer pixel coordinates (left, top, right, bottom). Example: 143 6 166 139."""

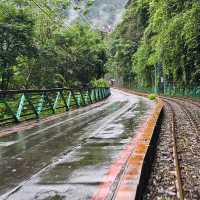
164 84 200 97
124 81 200 98
123 83 154 94
0 87 111 125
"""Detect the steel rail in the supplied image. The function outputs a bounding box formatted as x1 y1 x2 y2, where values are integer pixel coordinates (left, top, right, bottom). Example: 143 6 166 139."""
164 100 184 200
164 96 200 109
163 97 199 135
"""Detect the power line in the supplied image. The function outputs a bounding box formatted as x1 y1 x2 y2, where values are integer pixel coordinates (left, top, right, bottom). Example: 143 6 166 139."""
29 0 104 33
2 0 105 68
29 0 72 31
0 1 105 75
38 0 73 31
29 0 52 18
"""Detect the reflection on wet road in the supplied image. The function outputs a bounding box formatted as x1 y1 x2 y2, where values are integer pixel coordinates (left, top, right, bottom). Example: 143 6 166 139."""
0 89 154 200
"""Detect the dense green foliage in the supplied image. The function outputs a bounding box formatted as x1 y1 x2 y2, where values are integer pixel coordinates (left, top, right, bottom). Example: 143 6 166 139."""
91 78 109 87
0 0 106 90
1 0 199 92
107 0 200 89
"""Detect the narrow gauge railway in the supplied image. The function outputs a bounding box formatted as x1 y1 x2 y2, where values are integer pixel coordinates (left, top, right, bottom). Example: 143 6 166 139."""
166 96 200 109
163 97 200 132
172 97 200 108
145 97 200 200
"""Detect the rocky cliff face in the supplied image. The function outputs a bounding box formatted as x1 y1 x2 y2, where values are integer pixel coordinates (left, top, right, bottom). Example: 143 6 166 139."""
64 0 129 32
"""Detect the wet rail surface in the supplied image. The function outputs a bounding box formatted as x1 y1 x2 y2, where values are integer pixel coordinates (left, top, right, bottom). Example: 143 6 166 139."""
0 89 154 200
144 97 200 200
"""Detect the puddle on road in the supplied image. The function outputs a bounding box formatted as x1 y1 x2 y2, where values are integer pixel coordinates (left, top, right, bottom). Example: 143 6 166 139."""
0 90 155 200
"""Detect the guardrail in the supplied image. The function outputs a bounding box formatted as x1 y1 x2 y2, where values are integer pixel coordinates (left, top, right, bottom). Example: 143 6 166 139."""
0 87 111 125
123 82 200 98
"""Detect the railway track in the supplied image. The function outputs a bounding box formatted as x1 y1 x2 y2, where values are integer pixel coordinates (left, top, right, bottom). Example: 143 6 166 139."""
163 97 199 132
173 97 200 108
144 96 200 200
166 96 200 108
115 88 200 199
162 97 200 199
164 100 184 200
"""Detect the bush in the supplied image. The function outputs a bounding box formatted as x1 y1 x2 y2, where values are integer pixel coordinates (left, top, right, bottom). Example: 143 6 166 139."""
148 93 157 100
90 79 109 87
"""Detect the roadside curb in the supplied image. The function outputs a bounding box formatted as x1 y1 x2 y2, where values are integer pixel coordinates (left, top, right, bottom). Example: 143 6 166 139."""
91 88 164 200
114 98 164 200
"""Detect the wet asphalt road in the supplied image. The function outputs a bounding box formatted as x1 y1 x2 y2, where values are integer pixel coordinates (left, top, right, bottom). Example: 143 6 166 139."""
0 89 154 200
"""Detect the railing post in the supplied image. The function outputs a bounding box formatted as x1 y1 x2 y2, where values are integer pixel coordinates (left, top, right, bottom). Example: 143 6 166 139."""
79 89 86 106
88 88 93 104
96 88 99 101
16 94 26 121
98 88 101 100
100 88 104 99
77 94 81 107
71 89 79 108
44 92 55 114
25 94 39 119
36 93 45 116
53 92 60 111
102 88 105 98
66 91 72 109
84 91 89 104
3 99 19 123
93 89 97 102
60 91 69 111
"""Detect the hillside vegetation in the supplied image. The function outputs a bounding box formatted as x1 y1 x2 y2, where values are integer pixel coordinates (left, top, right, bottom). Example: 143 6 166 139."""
0 0 106 90
107 0 200 90
1 0 199 92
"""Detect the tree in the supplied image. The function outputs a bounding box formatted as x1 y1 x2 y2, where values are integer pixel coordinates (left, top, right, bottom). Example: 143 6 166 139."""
53 24 107 85
0 0 107 89
0 3 36 89
106 0 200 89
